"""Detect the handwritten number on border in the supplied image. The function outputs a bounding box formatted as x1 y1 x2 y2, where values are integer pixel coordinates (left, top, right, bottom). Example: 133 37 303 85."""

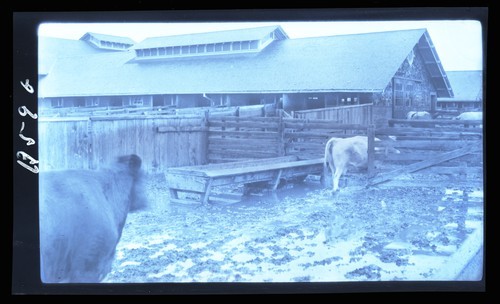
17 79 39 173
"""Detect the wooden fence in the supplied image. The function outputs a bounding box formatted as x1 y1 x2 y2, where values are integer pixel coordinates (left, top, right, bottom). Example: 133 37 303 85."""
39 105 483 188
207 115 372 163
38 116 207 174
370 119 483 187
38 104 278 173
293 103 373 125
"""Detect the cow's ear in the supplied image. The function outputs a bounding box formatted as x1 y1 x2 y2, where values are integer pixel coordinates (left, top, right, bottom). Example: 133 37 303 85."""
127 154 142 172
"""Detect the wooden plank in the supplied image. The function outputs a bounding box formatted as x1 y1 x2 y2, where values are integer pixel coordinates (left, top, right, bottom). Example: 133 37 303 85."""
377 179 484 188
209 116 279 122
368 144 482 186
271 169 283 190
367 125 375 177
208 137 279 146
376 152 443 162
285 142 325 151
375 127 483 136
207 157 257 163
418 166 483 175
170 156 299 172
209 130 279 139
283 120 368 130
208 150 280 159
208 120 279 129
386 140 478 150
388 119 482 127
165 175 209 192
201 178 214 204
208 141 279 153
284 130 359 139
157 125 207 133
285 151 324 160
203 158 324 178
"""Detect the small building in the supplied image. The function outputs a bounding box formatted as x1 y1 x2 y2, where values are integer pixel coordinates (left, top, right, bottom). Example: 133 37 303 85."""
436 70 483 111
38 25 455 124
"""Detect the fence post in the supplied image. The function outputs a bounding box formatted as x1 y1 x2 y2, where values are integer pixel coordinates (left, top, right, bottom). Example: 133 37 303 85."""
87 118 94 170
367 124 375 177
278 114 286 156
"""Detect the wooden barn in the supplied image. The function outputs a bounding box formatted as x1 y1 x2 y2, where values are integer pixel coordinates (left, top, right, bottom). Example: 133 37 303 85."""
436 70 483 112
38 25 454 125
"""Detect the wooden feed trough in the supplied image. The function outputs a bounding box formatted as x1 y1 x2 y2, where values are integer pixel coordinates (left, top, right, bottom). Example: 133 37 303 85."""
165 155 324 204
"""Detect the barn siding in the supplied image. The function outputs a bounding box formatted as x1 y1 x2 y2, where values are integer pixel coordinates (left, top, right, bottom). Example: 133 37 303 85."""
392 46 437 118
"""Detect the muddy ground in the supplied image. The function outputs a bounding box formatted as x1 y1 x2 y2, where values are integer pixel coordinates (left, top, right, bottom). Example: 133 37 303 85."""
103 172 483 283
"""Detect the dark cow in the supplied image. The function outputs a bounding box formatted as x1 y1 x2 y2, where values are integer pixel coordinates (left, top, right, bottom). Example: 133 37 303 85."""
39 154 148 283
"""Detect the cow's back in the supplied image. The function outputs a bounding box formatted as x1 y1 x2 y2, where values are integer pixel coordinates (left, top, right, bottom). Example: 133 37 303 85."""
332 136 369 168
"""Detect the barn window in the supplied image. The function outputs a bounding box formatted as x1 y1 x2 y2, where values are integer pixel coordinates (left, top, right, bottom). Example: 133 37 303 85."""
173 46 180 55
241 41 250 50
144 49 151 56
233 41 241 50
250 40 259 49
151 48 158 56
197 44 205 53
223 42 231 51
190 45 197 53
181 46 189 54
158 47 165 56
215 43 223 52
206 44 215 52
166 47 173 55
136 49 144 57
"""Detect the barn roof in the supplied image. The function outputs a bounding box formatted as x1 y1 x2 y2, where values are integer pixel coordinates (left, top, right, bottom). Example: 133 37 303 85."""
38 36 105 75
39 27 452 98
80 32 136 45
437 70 483 102
133 25 288 49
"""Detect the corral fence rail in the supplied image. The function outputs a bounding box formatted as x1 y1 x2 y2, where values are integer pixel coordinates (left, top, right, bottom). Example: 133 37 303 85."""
370 119 483 187
207 115 375 164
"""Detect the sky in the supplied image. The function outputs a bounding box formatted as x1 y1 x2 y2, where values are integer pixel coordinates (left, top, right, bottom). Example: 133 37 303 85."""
38 20 484 71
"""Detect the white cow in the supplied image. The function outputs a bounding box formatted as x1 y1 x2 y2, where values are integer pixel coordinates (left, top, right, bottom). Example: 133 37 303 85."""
454 111 483 128
324 136 375 193
454 111 482 121
406 111 432 119
324 135 400 192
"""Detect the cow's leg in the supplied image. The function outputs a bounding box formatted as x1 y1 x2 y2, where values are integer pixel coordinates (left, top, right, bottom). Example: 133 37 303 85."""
332 155 348 192
332 166 344 192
